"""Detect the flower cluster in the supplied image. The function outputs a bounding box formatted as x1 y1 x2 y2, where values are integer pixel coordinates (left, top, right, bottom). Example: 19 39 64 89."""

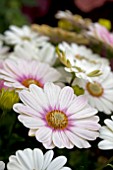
1 10 113 169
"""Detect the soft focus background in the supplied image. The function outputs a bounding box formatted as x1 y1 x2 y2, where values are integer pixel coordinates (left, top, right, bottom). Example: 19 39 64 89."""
1 0 113 32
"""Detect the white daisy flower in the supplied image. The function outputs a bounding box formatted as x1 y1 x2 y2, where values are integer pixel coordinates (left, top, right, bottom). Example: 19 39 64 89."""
9 42 56 66
0 58 61 90
58 42 104 82
0 161 5 170
7 148 71 170
59 42 109 66
73 66 113 114
13 82 100 149
98 116 113 150
4 25 49 46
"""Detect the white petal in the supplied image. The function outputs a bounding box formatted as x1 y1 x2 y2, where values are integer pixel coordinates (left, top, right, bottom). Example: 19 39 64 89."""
98 140 113 150
33 148 44 170
18 115 45 129
104 119 113 131
52 131 65 148
67 95 88 114
35 127 52 143
65 130 91 148
59 86 74 110
47 156 67 170
16 149 33 169
42 150 54 169
44 82 61 109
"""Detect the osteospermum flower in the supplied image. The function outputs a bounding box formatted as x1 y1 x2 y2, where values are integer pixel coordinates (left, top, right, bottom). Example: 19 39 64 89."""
73 66 113 114
98 116 113 150
7 148 71 170
4 25 48 46
13 82 100 149
0 58 61 90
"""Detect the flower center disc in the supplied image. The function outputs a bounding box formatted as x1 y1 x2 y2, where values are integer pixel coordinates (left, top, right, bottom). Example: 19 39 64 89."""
86 82 103 97
21 36 31 41
46 110 68 130
22 78 43 88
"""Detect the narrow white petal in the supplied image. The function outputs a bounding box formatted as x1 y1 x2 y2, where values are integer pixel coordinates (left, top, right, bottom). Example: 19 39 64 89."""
35 127 52 143
59 86 74 110
47 156 67 170
42 150 54 169
33 148 44 170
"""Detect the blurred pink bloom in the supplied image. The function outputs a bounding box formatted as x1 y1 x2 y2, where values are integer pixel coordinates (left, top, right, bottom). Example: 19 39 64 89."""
74 0 113 12
88 23 113 47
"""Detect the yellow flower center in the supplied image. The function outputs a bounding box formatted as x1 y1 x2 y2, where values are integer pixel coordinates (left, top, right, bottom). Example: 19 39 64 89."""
22 78 43 88
21 36 31 41
46 110 68 130
86 82 103 97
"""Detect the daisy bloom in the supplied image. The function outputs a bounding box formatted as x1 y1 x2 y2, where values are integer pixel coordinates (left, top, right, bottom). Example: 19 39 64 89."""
73 66 113 114
9 41 56 66
13 82 100 149
98 116 113 150
4 25 48 46
87 23 113 47
7 148 71 170
59 42 109 66
0 161 5 170
0 58 61 90
58 42 103 82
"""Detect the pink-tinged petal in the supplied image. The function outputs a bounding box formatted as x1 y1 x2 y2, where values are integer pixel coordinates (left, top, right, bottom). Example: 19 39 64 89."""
44 82 61 109
4 59 25 77
19 90 44 113
46 156 67 170
98 140 113 150
29 84 49 110
59 86 75 110
43 141 55 149
18 115 45 129
52 131 65 148
73 117 100 130
42 150 54 170
65 130 91 148
13 103 43 118
33 149 44 170
60 131 74 149
67 95 88 115
35 127 52 143
70 127 99 141
69 106 97 119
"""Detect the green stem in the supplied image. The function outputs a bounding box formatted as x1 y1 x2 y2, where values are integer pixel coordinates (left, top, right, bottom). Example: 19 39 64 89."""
69 72 76 86
96 156 113 170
